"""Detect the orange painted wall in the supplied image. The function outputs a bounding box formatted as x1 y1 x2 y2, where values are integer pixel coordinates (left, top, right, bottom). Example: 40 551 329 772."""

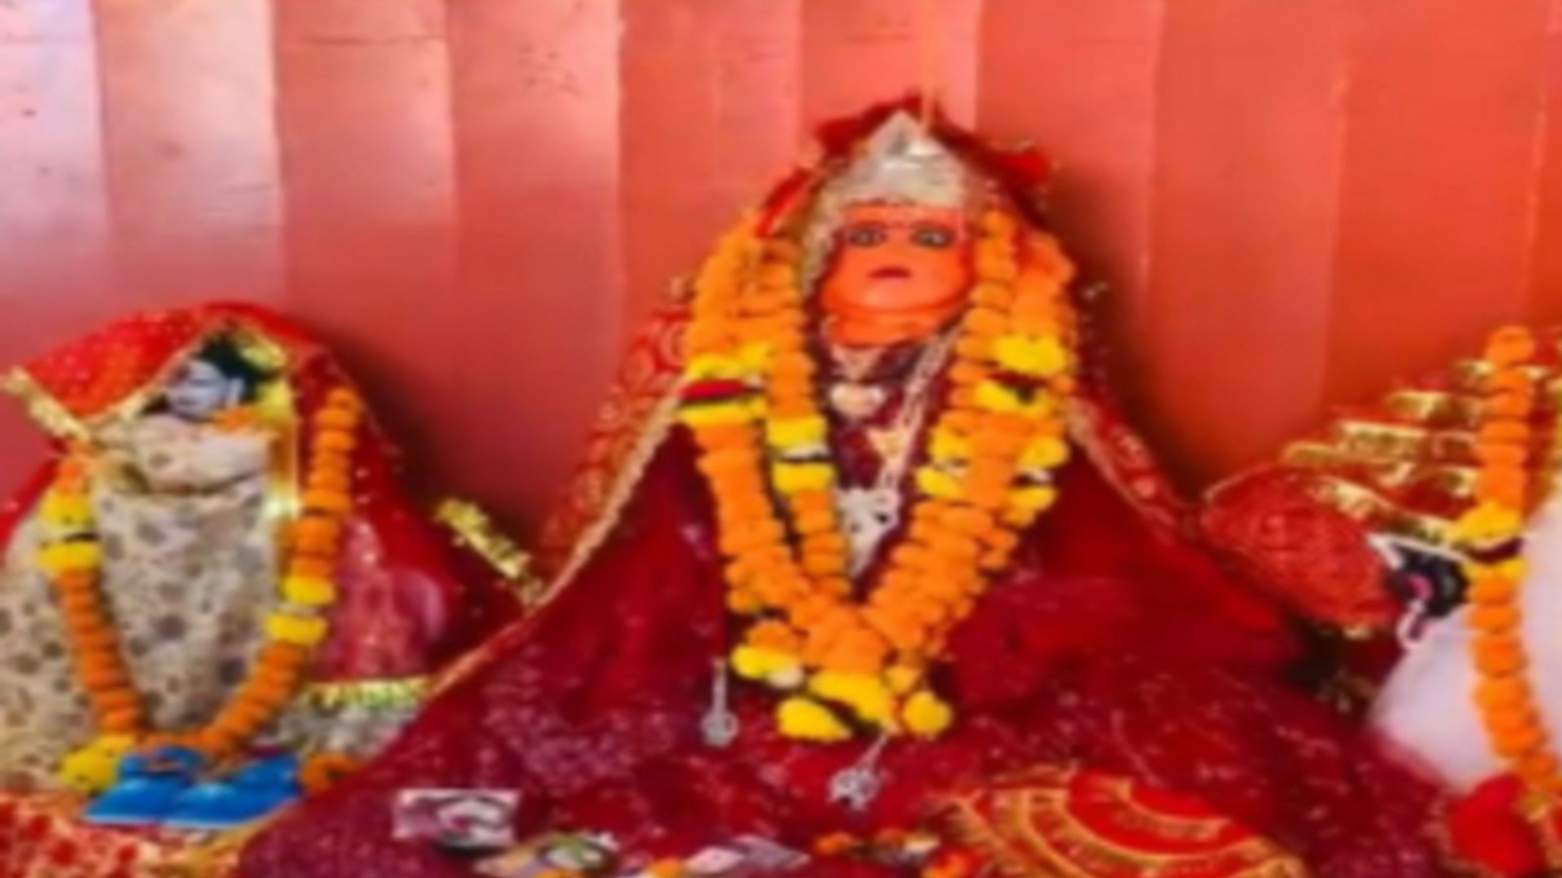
2 0 1559 533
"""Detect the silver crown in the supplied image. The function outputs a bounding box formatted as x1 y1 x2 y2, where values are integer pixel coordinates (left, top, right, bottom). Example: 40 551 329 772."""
829 111 968 208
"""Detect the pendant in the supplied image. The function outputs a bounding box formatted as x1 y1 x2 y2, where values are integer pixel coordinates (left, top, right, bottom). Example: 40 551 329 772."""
699 659 739 749
829 382 887 421
839 487 901 576
828 734 890 813
867 423 913 464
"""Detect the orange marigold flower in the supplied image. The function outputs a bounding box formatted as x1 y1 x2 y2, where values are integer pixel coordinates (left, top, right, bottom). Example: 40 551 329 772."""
1471 634 1526 676
1485 326 1537 366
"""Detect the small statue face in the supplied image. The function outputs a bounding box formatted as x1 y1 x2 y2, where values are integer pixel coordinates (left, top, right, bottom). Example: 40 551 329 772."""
163 358 240 422
820 202 971 347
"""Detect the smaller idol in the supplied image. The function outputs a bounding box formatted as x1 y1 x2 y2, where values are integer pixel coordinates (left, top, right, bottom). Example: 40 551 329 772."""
1206 324 1562 877
0 303 520 872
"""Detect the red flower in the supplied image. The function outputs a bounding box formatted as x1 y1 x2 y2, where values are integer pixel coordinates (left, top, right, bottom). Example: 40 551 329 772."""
47 838 80 866
1444 774 1545 877
21 813 52 841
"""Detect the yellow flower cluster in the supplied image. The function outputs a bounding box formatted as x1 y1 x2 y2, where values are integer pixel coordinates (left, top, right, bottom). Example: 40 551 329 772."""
679 206 1078 742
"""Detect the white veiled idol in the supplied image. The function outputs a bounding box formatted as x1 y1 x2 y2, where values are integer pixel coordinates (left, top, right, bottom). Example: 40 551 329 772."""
1201 324 1562 875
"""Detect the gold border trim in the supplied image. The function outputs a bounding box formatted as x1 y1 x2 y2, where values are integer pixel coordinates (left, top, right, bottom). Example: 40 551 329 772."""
539 387 682 606
1 368 88 441
434 497 541 608
305 676 430 710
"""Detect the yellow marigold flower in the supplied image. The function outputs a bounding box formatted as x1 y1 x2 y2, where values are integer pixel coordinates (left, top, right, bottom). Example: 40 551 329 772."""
767 663 805 690
916 466 963 500
777 696 851 742
993 334 1069 378
685 353 744 380
679 399 761 428
736 342 772 372
58 734 135 794
772 462 833 494
1493 557 1528 583
766 415 828 449
809 670 895 726
928 428 970 462
973 380 1023 413
41 491 92 525
1020 436 1069 470
902 690 954 738
1451 501 1523 545
1009 485 1059 516
38 541 101 576
281 574 338 607
731 645 798 681
972 382 1055 420
266 612 328 646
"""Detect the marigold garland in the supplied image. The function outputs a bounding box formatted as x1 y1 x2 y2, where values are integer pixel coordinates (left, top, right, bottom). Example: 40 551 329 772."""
679 208 1077 741
1452 325 1562 858
41 386 365 792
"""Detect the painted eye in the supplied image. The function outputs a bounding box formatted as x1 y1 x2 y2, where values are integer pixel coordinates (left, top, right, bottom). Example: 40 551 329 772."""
843 223 888 247
911 224 956 248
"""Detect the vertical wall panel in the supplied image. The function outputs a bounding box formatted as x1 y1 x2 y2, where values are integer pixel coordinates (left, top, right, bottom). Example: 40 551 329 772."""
801 0 982 127
444 0 622 526
619 0 800 326
1325 0 1552 405
1523 2 1562 324
0 0 110 488
8 3 1562 521
1138 0 1349 484
93 0 284 303
271 0 462 497
976 1 1161 416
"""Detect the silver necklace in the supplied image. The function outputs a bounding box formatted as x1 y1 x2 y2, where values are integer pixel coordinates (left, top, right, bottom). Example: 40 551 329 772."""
835 331 956 577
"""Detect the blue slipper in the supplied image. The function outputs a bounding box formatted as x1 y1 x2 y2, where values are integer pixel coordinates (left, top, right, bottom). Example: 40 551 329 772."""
81 746 205 826
160 753 301 830
225 752 301 791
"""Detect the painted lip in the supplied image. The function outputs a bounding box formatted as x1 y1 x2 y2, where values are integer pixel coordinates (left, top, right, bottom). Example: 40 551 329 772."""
870 266 911 280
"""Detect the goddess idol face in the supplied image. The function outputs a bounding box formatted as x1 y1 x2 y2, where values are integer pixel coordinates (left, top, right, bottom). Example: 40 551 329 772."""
820 201 972 348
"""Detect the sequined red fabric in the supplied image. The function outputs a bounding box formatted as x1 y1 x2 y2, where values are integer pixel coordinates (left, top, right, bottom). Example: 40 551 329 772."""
240 423 1442 878
1202 466 1397 631
0 795 182 878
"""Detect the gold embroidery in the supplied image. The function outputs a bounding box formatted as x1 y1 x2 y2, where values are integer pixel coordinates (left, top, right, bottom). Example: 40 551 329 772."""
541 388 681 605
306 676 430 710
1283 441 1477 502
1106 775 1226 843
1385 389 1480 427
1306 476 1454 545
939 766 1309 878
0 368 88 441
434 498 541 606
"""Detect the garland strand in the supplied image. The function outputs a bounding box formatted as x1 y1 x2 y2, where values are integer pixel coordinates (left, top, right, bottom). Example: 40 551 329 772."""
679 208 1077 741
1453 325 1562 860
41 386 364 791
